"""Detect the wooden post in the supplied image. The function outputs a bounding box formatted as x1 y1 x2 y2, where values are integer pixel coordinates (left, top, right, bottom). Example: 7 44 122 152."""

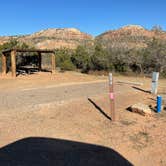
2 53 7 75
109 73 115 121
11 50 16 77
51 53 56 74
38 52 42 71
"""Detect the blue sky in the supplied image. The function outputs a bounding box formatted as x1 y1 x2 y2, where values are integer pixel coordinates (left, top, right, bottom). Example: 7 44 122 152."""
0 0 165 36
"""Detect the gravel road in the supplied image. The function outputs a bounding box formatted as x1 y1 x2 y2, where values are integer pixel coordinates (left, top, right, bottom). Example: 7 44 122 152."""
0 82 110 111
0 81 134 111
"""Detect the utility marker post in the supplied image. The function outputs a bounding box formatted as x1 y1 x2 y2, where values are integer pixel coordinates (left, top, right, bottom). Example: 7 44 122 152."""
151 72 159 94
109 73 115 121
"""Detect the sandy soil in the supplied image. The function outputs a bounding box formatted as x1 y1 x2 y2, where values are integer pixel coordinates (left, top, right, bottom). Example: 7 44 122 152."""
0 71 106 91
0 71 166 166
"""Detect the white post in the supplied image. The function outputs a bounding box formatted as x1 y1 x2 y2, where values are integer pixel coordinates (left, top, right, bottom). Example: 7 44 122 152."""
151 72 159 94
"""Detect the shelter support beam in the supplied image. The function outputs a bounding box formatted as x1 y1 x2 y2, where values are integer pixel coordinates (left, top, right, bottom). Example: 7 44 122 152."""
38 52 42 71
11 50 16 77
51 53 56 74
2 53 7 75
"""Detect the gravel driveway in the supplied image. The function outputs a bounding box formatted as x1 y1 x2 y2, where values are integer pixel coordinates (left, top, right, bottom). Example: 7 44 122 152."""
0 82 110 111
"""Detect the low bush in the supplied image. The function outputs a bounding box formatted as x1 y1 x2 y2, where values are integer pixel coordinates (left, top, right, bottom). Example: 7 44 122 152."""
60 60 75 71
1 38 166 77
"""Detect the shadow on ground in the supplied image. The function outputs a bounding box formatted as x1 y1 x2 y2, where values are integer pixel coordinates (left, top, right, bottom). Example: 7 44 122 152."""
16 67 51 76
132 86 150 94
0 137 133 166
88 98 112 121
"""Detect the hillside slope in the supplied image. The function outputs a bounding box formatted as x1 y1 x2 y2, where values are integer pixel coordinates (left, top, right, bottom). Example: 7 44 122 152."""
1 25 166 50
0 28 94 49
96 25 166 50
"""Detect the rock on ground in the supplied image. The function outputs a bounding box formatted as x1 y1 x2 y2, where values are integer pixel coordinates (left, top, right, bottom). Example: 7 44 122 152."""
131 103 152 116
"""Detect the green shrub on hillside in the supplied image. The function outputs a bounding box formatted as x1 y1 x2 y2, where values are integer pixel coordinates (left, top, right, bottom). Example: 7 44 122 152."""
60 60 75 71
91 43 109 71
56 48 75 71
1 37 166 77
71 45 91 73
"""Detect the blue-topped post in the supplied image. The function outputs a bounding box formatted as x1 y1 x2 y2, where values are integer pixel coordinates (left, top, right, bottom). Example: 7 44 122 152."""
157 95 162 113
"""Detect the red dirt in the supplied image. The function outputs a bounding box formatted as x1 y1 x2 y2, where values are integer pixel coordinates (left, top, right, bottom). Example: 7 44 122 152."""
0 72 166 165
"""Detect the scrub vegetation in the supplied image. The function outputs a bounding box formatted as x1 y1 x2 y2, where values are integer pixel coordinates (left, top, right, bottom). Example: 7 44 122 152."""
1 28 166 77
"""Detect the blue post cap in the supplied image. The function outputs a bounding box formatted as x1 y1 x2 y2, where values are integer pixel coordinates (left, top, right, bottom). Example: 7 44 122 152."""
157 95 162 113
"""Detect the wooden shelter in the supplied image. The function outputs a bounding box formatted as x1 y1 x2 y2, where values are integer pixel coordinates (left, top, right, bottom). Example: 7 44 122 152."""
1 48 56 77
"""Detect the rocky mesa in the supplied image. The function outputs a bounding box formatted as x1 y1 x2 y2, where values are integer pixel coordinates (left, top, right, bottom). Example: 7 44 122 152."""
96 25 166 50
1 25 166 50
0 28 94 49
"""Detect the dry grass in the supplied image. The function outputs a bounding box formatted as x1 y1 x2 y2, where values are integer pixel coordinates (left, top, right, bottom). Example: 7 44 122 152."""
120 120 137 126
130 127 152 152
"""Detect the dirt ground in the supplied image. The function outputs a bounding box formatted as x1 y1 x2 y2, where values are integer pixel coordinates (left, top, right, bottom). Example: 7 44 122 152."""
0 71 166 166
0 71 106 91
